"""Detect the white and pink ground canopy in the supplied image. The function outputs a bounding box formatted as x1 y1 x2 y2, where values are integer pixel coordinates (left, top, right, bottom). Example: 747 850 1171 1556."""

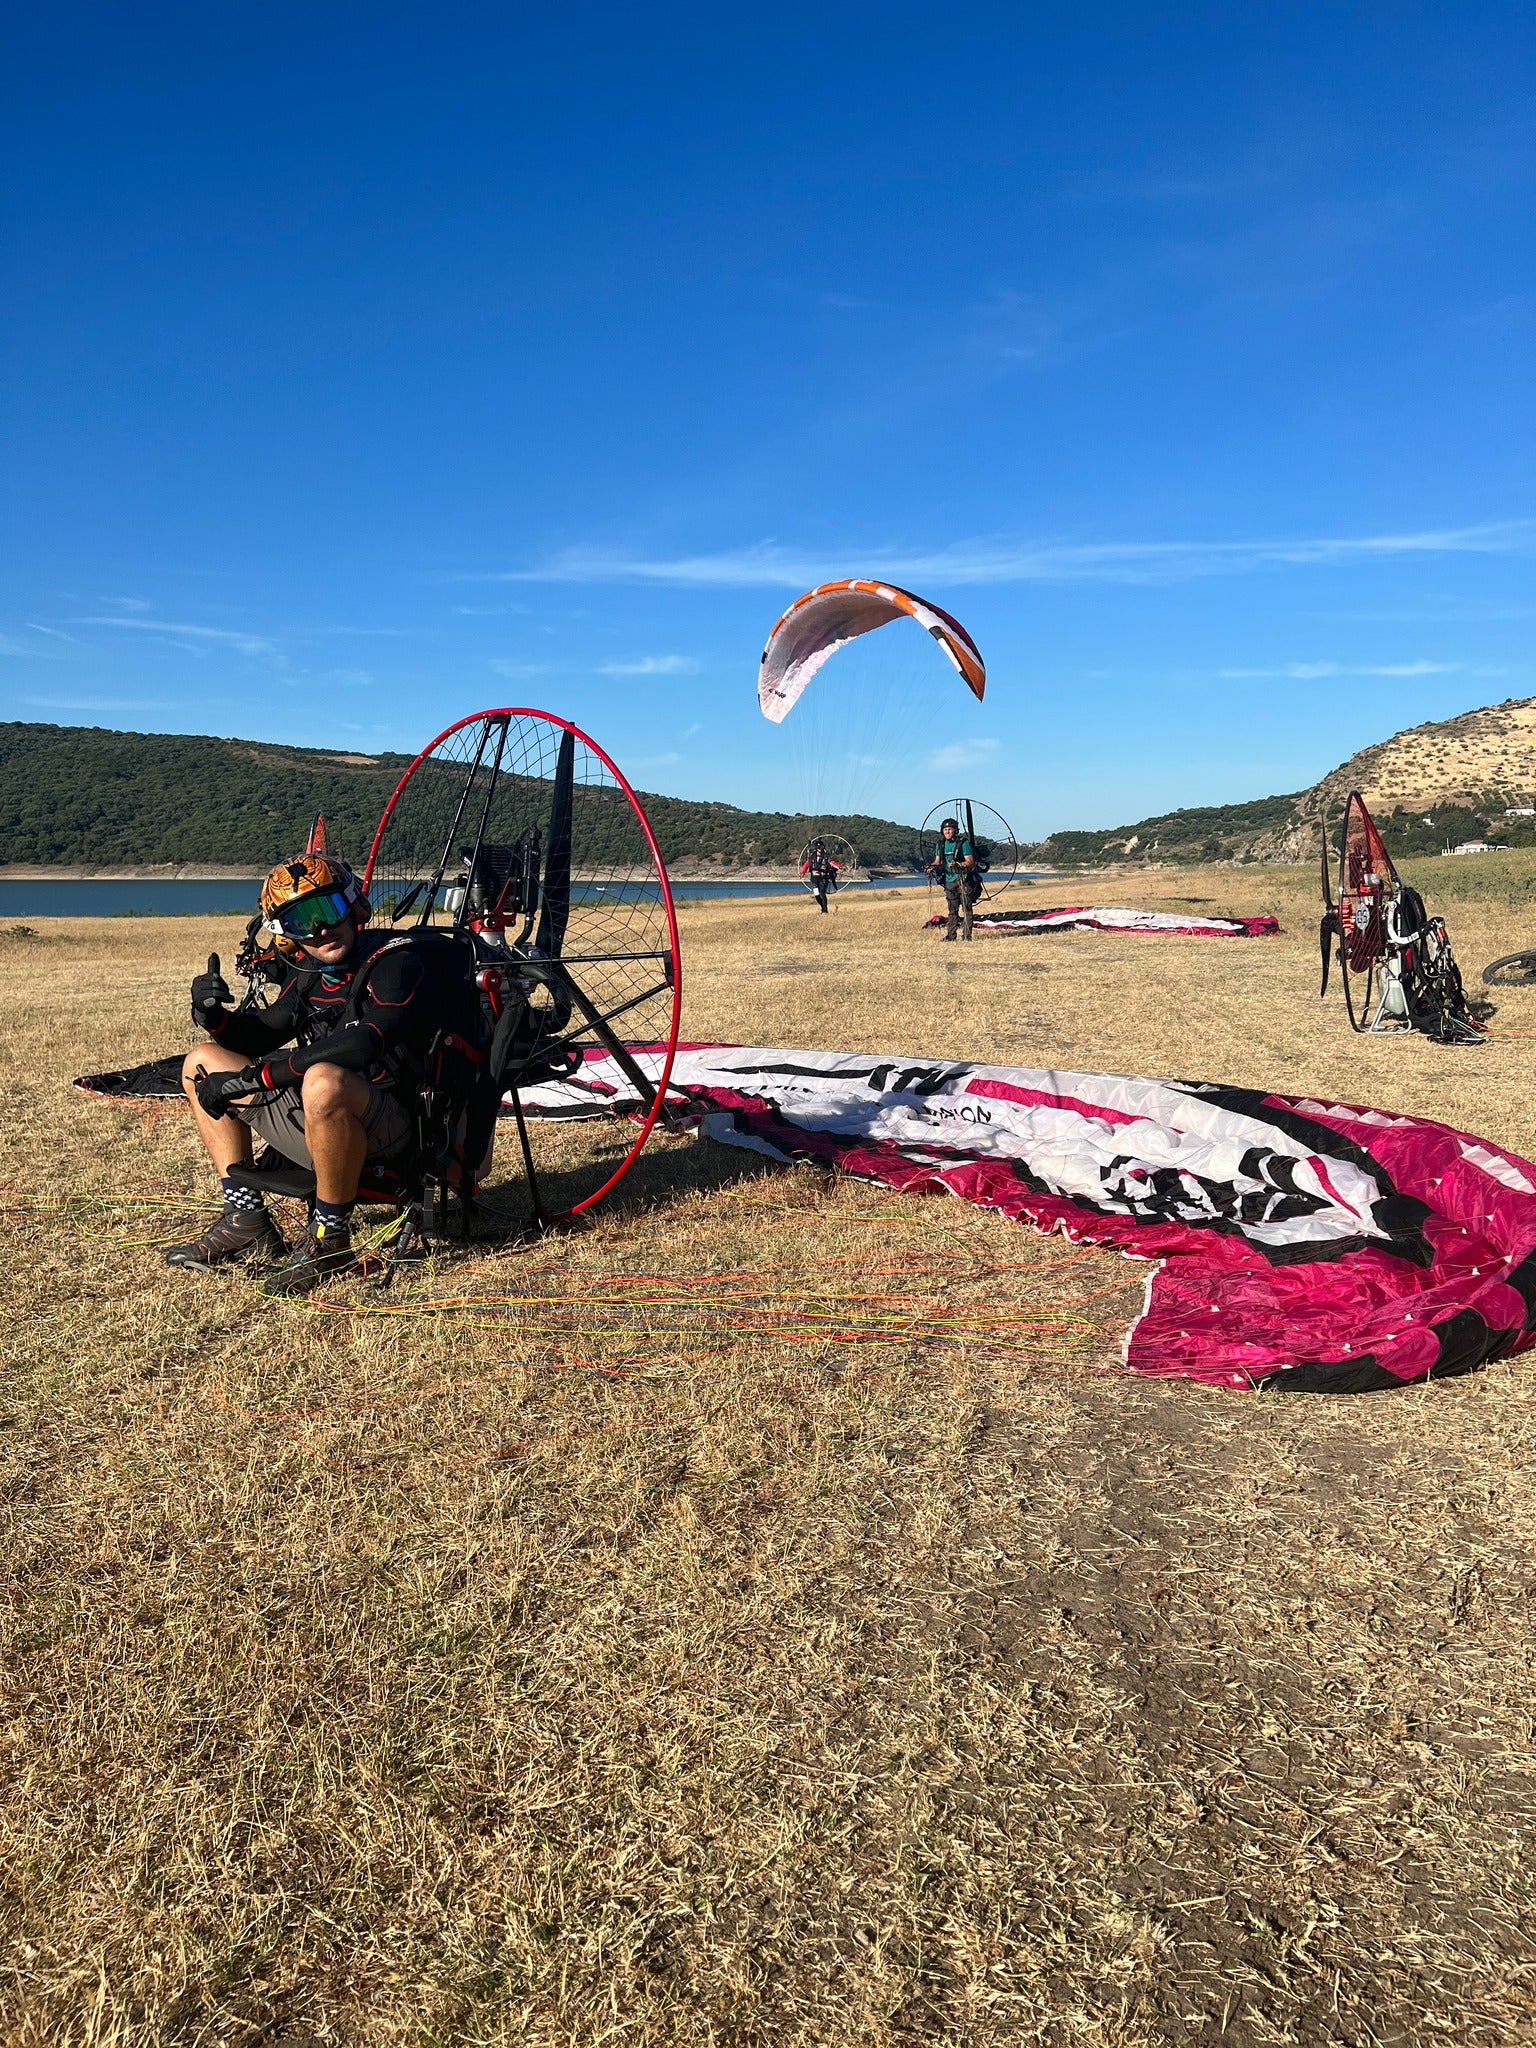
518 1043 1536 1393
757 579 987 724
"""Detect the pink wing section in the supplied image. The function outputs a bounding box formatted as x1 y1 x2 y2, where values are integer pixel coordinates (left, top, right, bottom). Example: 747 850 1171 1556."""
758 578 986 724
923 906 1281 938
516 1044 1536 1394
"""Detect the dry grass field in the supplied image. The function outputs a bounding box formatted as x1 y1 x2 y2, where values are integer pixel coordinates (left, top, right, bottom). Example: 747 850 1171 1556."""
4 862 1536 2045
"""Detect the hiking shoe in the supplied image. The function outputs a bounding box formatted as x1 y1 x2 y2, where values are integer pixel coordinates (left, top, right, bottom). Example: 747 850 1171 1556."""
164 1206 284 1272
260 1221 356 1298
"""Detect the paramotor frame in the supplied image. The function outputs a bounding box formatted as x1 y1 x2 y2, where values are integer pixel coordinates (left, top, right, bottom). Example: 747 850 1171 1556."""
1320 790 1484 1042
364 708 682 1222
1323 791 1415 1031
918 799 1021 905
798 834 861 901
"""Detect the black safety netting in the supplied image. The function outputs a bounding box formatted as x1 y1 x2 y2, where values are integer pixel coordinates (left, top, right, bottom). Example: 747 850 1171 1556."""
364 712 678 1075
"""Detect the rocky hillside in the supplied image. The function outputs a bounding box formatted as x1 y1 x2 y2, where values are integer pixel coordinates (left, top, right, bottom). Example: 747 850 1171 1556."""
1034 696 1536 866
1281 697 1536 854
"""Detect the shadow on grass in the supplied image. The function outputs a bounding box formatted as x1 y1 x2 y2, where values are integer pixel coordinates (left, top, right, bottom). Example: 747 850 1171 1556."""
468 1123 796 1240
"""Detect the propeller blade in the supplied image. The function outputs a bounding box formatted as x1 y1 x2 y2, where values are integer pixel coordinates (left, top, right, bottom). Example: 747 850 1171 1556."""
537 729 575 957
1319 819 1336 997
386 878 426 923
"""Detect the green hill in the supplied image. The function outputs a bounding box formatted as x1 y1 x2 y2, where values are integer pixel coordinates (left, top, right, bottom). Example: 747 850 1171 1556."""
1033 792 1304 867
0 722 924 871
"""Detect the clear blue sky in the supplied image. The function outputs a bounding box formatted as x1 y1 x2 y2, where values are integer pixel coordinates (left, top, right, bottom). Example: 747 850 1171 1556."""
2 4 1532 836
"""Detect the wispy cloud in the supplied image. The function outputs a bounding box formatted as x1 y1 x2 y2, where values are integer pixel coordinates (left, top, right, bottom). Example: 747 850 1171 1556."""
598 654 699 676
294 624 406 639
475 520 1536 591
68 615 284 660
489 657 559 679
1220 659 1462 679
27 622 75 642
929 738 1002 772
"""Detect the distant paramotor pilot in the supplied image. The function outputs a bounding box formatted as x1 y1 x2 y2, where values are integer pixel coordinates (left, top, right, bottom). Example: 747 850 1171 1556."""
801 837 842 914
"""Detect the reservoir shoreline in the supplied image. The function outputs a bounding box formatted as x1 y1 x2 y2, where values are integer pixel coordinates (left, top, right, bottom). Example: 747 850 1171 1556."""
0 862 939 883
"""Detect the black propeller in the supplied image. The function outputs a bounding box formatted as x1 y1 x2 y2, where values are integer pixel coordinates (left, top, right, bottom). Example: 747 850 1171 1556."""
536 728 574 958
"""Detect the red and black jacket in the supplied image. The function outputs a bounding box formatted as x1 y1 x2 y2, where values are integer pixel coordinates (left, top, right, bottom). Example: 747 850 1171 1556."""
208 930 467 1095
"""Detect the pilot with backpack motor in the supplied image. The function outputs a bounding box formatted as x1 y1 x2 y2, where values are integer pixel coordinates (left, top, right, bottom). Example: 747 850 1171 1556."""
927 817 981 941
800 837 841 914
165 851 478 1295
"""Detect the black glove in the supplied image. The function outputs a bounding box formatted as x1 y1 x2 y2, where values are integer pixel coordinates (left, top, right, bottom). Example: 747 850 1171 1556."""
193 1063 262 1120
191 952 234 1030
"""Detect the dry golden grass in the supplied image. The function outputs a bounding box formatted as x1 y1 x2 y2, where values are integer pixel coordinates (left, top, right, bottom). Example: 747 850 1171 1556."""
4 871 1536 2046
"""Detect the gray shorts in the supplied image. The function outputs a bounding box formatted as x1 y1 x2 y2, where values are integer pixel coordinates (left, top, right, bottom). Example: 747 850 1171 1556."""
235 1079 413 1169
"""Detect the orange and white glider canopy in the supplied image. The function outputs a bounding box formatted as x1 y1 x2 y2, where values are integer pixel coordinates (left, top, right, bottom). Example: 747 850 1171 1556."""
757 578 987 725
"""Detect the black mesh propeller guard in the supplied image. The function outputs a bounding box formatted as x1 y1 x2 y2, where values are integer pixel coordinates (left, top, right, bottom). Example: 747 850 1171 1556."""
918 798 1022 903
364 709 682 1221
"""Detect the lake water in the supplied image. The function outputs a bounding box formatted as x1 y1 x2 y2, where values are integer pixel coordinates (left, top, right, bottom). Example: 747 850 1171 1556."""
0 874 986 919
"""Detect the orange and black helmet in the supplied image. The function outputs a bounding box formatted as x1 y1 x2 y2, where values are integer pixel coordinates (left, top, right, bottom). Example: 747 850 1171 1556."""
258 852 370 958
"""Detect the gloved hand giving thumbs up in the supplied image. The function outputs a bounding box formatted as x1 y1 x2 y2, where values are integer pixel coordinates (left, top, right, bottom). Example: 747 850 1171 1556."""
190 952 234 1030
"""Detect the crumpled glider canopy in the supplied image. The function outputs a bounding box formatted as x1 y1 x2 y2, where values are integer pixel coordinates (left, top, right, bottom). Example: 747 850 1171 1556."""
758 579 986 725
513 1042 1536 1394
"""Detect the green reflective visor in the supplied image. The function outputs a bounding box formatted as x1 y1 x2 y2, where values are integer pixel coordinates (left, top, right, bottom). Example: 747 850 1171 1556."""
277 887 352 939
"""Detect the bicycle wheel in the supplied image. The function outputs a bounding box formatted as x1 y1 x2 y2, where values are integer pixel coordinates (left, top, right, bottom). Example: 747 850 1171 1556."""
1481 950 1536 987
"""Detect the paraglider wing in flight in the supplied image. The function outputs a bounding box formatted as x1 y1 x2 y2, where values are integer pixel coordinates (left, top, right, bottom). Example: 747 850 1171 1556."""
758 579 986 725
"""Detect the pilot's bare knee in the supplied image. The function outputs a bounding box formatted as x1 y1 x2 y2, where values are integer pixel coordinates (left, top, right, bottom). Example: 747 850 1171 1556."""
300 1063 351 1112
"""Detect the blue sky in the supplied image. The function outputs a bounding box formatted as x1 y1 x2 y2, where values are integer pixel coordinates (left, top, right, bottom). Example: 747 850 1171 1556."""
2 4 1532 836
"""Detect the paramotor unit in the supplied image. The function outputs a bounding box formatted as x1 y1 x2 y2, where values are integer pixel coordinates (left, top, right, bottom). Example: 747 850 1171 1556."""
798 834 860 903
918 799 1021 904
1319 790 1484 1044
364 708 683 1222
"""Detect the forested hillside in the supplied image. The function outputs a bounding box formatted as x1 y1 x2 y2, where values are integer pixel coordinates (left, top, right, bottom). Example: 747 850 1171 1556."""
1034 793 1304 866
22 710 1530 877
0 723 923 870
